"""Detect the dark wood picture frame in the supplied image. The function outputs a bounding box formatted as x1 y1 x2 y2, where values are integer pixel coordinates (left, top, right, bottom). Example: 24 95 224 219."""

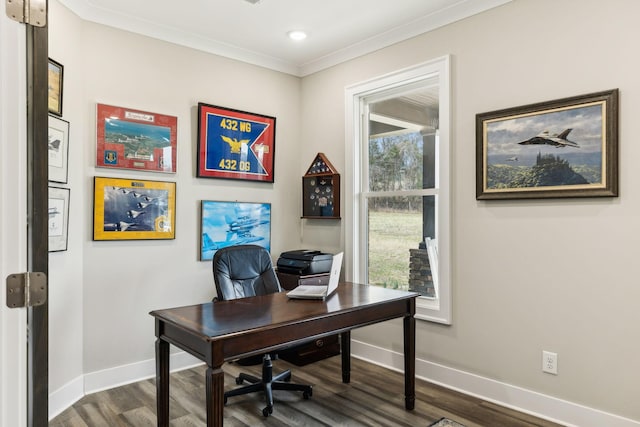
197 103 276 182
476 89 618 200
48 58 63 116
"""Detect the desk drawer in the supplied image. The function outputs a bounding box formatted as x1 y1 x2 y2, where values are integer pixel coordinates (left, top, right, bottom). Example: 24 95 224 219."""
279 334 340 366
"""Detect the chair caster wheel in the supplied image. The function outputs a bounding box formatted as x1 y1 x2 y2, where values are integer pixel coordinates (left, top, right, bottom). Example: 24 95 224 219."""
262 405 273 417
224 396 228 405
235 377 243 385
303 388 312 399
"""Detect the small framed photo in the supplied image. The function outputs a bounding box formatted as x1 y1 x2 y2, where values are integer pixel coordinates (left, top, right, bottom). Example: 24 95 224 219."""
197 103 276 182
48 58 63 117
48 115 70 183
49 187 70 252
476 89 618 200
200 200 271 261
96 103 178 173
93 177 176 241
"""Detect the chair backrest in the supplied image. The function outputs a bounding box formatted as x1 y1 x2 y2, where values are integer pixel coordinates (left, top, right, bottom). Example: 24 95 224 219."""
212 245 281 301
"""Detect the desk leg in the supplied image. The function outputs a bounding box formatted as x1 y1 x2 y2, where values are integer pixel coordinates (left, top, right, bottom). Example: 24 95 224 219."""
340 331 351 383
403 313 416 410
155 338 169 427
205 366 225 427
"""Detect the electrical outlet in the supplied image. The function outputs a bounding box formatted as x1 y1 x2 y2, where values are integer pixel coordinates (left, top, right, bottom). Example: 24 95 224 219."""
542 351 558 375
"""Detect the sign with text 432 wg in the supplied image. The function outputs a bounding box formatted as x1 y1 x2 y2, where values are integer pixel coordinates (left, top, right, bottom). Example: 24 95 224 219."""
197 103 276 183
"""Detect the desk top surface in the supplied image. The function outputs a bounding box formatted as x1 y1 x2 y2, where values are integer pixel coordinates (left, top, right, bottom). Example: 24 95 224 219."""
150 282 418 340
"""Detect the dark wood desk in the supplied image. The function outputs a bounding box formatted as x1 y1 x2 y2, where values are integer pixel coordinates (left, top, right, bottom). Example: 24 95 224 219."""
150 282 418 427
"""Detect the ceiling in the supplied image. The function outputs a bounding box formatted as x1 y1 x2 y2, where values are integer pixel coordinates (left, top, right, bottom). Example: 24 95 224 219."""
57 0 511 77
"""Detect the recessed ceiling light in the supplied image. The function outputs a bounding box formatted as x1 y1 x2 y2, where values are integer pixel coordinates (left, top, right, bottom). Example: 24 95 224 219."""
287 30 307 41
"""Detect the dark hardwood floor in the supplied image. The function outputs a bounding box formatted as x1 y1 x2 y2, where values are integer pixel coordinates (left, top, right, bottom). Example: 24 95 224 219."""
50 356 565 427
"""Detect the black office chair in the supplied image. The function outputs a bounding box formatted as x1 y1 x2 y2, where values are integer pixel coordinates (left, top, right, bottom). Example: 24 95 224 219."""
212 244 313 417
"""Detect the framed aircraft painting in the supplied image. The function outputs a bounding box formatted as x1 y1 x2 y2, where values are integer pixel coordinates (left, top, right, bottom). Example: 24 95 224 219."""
93 177 176 241
96 103 177 173
476 89 618 200
48 114 70 184
196 103 276 182
200 200 271 261
48 58 63 117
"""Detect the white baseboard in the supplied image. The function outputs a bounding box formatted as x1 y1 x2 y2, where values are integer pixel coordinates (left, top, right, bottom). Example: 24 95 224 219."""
49 375 84 420
83 351 203 395
50 343 640 427
48 351 202 421
350 339 640 427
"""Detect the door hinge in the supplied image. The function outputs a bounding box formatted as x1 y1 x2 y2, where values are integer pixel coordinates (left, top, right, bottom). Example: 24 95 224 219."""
5 0 46 27
5 272 47 308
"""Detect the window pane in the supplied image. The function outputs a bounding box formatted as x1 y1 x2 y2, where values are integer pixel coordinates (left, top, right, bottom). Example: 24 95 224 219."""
350 57 451 323
369 132 427 191
367 196 435 297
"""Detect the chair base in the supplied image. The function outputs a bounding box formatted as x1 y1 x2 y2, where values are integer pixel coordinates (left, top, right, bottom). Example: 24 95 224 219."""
224 354 313 417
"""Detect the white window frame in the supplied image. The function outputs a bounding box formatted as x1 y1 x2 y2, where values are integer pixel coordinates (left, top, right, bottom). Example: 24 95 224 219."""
344 56 451 324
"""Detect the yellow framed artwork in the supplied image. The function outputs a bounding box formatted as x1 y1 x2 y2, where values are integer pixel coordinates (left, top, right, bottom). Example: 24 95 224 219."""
93 176 176 241
48 58 63 116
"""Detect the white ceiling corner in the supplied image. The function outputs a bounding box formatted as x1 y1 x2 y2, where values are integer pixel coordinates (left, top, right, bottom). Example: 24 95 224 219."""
56 0 512 77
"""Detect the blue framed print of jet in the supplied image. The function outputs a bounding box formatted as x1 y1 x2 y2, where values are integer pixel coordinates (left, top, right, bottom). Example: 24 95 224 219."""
199 200 271 261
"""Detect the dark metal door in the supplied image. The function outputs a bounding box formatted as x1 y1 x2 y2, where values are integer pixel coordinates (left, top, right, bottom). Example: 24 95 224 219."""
26 12 49 427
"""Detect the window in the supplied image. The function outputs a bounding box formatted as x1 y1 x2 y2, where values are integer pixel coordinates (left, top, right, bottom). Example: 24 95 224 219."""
345 57 451 324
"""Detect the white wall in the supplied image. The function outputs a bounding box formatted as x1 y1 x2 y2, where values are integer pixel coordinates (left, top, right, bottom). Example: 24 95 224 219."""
47 0 304 414
48 2 85 409
301 0 640 423
48 0 640 424
78 23 303 376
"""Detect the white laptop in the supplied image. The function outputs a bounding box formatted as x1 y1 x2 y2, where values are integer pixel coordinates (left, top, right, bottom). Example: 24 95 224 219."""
286 252 343 300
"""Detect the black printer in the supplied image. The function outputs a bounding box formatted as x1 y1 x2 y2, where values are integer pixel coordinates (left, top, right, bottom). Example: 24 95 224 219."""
276 249 333 275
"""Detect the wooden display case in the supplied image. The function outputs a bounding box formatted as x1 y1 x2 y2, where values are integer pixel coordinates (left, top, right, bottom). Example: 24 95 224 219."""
302 153 340 219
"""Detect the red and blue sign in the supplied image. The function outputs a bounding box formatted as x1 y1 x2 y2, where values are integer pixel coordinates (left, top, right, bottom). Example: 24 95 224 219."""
197 103 276 182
